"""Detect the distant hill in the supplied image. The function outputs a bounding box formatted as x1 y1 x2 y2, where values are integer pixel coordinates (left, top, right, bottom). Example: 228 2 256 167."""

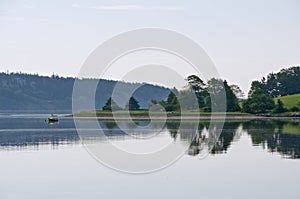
0 73 170 112
275 94 300 110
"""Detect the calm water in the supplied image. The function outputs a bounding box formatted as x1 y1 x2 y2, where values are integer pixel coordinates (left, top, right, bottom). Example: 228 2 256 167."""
1 114 300 199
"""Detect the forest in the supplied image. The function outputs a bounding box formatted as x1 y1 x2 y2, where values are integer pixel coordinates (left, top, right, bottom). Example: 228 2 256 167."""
0 72 170 111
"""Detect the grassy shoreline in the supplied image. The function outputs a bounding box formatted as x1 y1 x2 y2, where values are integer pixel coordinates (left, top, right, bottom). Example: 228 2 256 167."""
67 110 300 120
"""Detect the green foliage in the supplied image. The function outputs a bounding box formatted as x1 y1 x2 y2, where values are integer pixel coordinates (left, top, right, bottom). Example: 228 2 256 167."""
205 78 226 112
290 106 299 112
102 97 122 111
224 80 241 112
249 66 300 97
185 75 241 112
272 99 287 113
242 89 275 114
186 75 205 92
186 75 207 108
159 88 180 112
177 89 199 110
165 88 180 112
248 80 266 96
126 97 140 110
206 78 240 112
230 84 244 99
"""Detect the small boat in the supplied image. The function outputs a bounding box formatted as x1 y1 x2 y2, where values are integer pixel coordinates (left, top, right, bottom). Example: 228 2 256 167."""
46 114 59 124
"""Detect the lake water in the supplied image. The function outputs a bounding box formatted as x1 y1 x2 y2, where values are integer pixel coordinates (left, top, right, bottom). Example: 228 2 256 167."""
1 114 300 199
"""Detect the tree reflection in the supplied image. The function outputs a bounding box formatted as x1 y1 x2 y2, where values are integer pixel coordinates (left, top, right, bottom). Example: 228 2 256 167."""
165 120 236 156
102 120 118 131
243 119 300 159
1 118 300 159
187 123 206 156
211 121 241 154
165 120 180 140
165 119 300 159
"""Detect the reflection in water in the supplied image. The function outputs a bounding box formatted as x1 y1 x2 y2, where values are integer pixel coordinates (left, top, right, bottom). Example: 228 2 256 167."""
0 116 300 159
0 129 80 150
244 119 300 159
210 121 241 155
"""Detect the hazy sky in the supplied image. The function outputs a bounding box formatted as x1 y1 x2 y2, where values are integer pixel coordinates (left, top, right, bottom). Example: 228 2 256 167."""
1 0 300 93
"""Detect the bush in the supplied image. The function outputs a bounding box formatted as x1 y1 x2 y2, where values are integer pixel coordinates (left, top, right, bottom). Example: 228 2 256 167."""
242 89 275 114
272 99 288 113
290 106 300 112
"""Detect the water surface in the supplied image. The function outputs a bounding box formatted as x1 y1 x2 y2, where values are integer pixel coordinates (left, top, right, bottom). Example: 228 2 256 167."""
1 114 300 199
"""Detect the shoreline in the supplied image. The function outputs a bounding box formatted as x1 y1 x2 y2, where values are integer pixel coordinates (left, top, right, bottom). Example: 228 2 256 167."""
66 110 300 120
67 115 300 120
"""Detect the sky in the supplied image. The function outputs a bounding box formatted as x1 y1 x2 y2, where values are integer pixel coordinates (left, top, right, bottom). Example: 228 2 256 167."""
0 0 300 94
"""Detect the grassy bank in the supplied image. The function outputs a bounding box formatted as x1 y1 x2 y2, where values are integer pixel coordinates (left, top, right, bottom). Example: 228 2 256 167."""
68 109 300 119
71 110 253 118
275 94 300 110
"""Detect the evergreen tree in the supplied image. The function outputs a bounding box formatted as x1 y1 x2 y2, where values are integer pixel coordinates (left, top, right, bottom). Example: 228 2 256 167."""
165 89 180 112
102 97 122 111
126 96 140 110
205 78 240 112
224 80 241 112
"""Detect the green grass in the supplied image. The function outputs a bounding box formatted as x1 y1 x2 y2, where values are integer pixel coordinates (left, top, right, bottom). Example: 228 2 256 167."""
72 110 251 118
72 94 300 118
274 94 300 110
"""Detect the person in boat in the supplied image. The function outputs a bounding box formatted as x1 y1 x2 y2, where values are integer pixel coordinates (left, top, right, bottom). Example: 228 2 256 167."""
46 114 59 123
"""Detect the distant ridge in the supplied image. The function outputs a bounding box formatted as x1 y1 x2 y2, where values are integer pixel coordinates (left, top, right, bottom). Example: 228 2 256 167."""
0 73 170 111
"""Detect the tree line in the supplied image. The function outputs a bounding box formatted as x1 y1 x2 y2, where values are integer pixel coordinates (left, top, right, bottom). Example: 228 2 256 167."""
249 66 300 97
0 72 169 111
244 66 300 113
103 66 300 114
102 75 242 112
